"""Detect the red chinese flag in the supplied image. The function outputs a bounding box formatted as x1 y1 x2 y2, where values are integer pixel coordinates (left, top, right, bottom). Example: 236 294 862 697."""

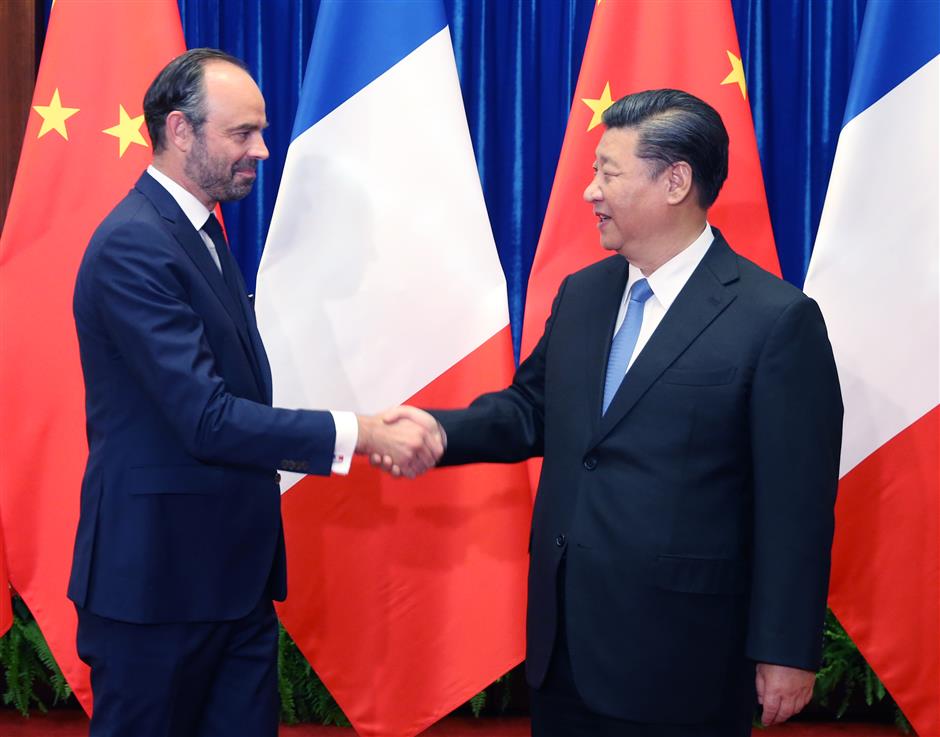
522 0 779 360
0 525 11 637
0 0 185 711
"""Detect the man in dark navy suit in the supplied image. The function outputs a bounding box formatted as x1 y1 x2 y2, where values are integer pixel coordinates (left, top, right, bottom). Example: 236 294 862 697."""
389 89 843 736
69 49 442 737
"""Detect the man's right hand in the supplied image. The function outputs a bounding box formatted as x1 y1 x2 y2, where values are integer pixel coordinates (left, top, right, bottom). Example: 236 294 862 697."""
355 406 445 479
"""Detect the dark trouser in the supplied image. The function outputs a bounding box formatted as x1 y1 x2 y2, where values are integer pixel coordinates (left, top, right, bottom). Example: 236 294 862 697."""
530 558 756 737
76 598 279 737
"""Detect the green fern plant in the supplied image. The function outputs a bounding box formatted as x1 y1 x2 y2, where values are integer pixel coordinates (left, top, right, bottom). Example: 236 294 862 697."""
0 597 72 714
0 600 916 733
277 625 349 726
815 611 911 733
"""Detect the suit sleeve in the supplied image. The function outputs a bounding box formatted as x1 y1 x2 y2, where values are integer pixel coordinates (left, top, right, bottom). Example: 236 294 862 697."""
430 277 571 466
84 221 336 474
745 295 843 669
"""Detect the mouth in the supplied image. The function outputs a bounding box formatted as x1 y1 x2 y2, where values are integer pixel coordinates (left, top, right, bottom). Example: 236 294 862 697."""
595 212 611 229
233 161 258 178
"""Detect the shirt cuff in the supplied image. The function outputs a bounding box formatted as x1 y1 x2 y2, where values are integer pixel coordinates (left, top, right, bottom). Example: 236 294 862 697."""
330 410 358 475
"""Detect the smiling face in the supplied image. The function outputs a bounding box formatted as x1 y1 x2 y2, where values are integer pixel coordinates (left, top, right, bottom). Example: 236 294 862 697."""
582 126 675 262
182 62 269 207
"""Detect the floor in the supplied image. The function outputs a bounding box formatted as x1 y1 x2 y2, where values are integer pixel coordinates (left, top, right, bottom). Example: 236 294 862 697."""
0 710 903 737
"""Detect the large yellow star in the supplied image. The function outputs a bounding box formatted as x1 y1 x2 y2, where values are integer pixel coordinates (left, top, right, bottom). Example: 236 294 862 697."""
102 105 148 158
721 50 747 99
33 88 79 140
582 81 614 132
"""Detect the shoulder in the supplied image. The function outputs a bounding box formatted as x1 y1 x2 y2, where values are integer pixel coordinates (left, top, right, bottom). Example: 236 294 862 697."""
712 238 812 312
81 190 175 271
723 250 829 347
565 255 625 289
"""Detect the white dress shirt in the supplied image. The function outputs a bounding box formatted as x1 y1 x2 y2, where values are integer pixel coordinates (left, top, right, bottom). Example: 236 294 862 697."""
147 165 357 474
613 224 715 374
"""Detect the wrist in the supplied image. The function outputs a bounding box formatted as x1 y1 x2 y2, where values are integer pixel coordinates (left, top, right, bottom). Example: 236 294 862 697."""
355 414 375 455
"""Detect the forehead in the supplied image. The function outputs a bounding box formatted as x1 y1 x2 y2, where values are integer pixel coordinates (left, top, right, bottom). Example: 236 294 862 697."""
595 126 638 162
202 62 266 123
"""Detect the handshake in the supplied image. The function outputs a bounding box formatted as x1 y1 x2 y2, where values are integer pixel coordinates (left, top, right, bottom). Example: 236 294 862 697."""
355 406 445 479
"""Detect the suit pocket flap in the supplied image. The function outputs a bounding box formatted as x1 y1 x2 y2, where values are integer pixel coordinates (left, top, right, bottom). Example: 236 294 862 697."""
125 465 228 495
661 366 736 386
654 555 744 595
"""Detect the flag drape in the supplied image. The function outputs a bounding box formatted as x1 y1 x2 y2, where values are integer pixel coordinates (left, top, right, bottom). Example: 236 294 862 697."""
804 2 940 733
0 525 11 637
521 0 779 361
0 0 186 711
254 2 531 735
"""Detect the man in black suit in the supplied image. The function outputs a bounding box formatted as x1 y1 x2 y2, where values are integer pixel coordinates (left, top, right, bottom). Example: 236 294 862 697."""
70 49 442 737
386 89 842 735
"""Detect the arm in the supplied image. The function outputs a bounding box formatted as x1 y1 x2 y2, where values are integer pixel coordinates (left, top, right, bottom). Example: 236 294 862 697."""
746 296 843 723
424 277 573 467
88 221 335 472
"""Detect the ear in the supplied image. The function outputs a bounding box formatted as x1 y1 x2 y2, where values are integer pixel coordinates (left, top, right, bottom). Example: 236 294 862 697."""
664 161 694 205
164 110 194 154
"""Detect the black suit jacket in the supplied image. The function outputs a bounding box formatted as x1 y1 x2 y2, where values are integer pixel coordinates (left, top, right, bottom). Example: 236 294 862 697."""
432 232 842 723
69 172 337 624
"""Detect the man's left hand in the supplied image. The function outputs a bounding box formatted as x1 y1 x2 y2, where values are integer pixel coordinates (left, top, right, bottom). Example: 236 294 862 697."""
756 663 815 727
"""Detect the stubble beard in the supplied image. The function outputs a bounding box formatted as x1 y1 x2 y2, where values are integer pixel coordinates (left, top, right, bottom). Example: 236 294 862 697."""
185 132 256 204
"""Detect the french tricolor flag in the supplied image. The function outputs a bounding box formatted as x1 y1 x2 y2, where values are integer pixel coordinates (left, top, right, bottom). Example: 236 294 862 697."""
804 2 939 734
255 2 530 736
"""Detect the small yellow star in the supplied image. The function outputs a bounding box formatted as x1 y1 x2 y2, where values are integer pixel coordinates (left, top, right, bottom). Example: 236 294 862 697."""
721 50 747 100
582 81 614 132
102 105 148 157
33 88 79 140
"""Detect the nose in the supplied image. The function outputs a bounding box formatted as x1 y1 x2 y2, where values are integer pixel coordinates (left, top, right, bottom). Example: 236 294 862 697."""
583 176 601 203
250 132 269 161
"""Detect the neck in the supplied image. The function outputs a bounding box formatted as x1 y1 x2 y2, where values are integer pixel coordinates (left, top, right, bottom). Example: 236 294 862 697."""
151 156 217 211
623 216 707 276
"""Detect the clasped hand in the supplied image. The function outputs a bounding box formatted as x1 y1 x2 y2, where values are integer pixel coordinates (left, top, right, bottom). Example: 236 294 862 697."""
356 406 445 479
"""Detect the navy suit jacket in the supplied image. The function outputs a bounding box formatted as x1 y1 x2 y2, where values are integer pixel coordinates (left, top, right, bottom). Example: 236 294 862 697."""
69 171 335 624
432 232 843 724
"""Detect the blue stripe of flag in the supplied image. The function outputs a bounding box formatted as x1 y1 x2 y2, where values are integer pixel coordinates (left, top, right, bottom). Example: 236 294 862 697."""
843 0 940 126
291 0 448 141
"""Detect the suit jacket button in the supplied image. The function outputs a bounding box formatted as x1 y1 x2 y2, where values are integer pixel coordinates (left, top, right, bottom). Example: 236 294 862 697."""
274 473 282 483
583 456 597 470
555 534 566 548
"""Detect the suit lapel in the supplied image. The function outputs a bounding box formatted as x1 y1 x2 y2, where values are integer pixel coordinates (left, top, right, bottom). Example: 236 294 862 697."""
136 172 269 401
590 236 740 447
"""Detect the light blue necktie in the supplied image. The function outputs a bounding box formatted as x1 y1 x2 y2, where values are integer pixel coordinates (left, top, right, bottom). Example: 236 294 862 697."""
602 278 653 414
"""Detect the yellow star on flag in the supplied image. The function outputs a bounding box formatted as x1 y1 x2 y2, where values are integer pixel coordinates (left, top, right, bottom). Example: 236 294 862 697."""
33 88 79 140
102 105 149 158
582 81 614 132
721 50 747 99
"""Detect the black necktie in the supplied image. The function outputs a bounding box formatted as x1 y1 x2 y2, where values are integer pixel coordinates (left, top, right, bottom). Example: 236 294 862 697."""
202 213 243 302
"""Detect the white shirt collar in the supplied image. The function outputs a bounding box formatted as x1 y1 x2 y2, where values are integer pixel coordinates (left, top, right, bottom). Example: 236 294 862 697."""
147 165 213 232
625 223 714 310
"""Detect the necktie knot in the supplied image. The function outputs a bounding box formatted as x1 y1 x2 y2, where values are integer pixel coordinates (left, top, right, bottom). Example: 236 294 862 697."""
629 278 653 305
202 213 227 248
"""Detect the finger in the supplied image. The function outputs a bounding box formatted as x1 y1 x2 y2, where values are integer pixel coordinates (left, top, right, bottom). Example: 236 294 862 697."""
425 427 444 460
761 695 781 727
755 671 766 705
774 695 797 725
382 405 430 426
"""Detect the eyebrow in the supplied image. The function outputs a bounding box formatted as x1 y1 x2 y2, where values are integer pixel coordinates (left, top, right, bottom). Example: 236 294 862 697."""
228 121 270 133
